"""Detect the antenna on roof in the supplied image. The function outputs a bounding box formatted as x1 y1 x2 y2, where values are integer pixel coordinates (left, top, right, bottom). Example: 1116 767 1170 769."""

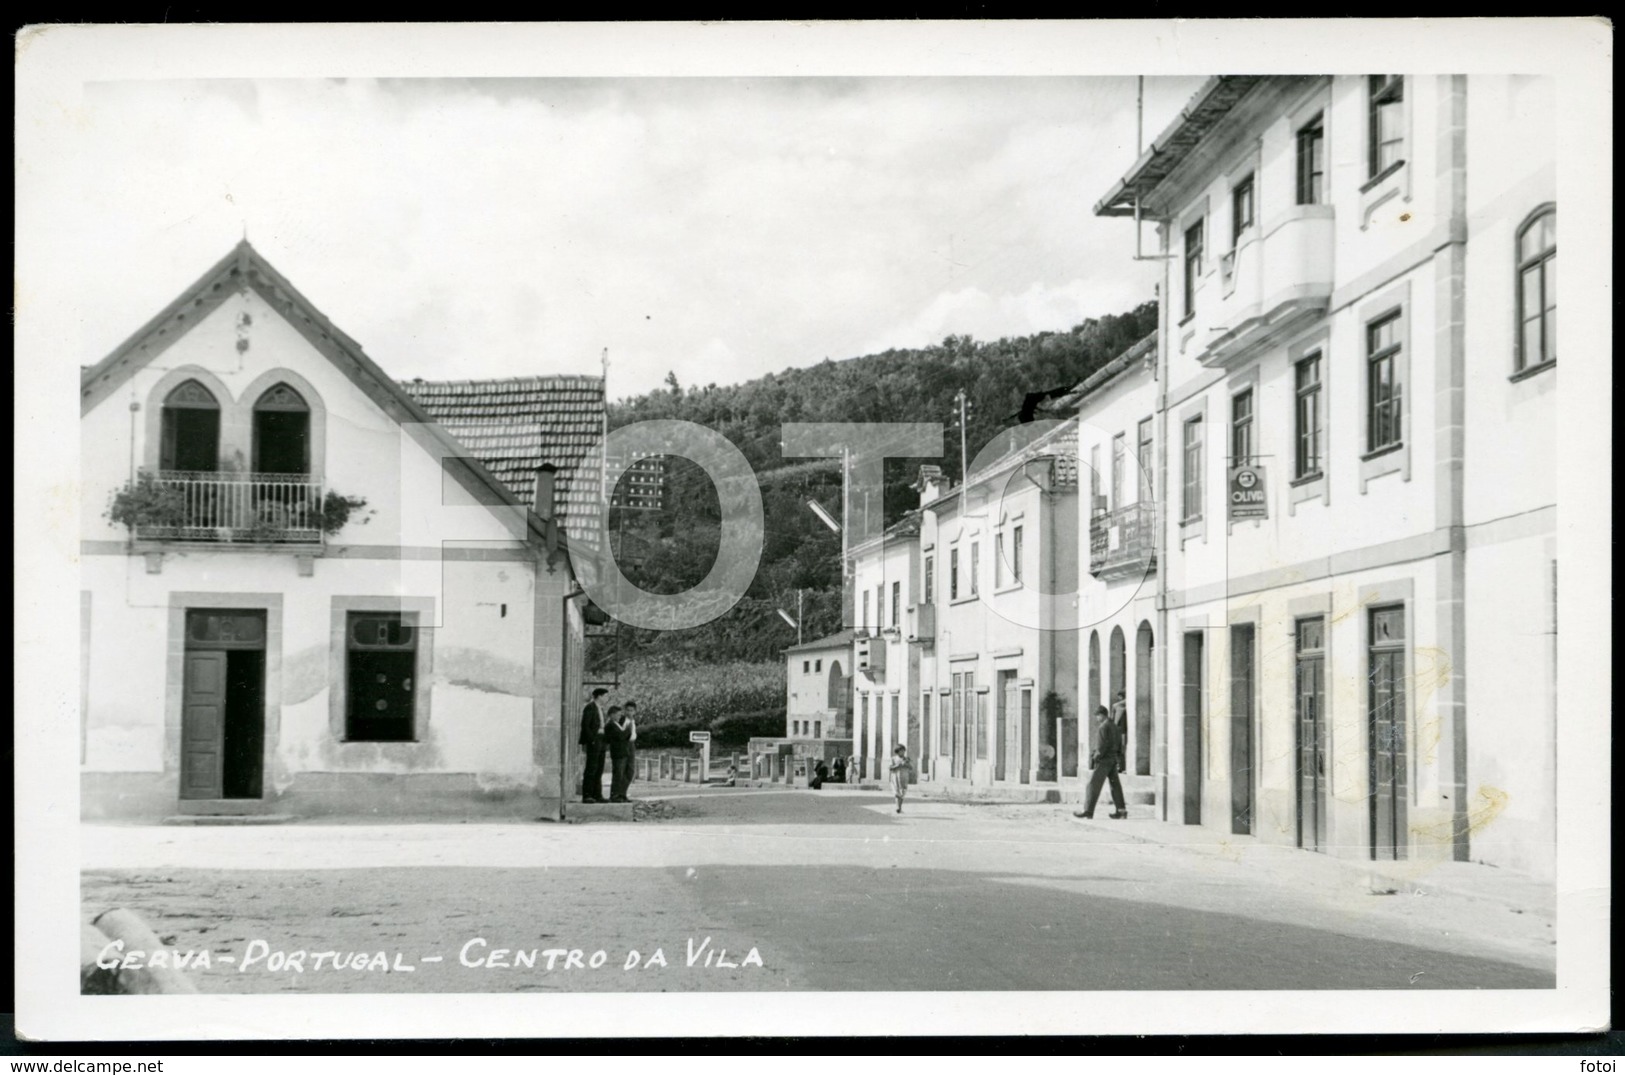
600 348 610 511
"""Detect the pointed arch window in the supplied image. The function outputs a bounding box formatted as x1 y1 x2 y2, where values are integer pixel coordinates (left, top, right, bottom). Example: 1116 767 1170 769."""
159 379 221 473
253 383 311 475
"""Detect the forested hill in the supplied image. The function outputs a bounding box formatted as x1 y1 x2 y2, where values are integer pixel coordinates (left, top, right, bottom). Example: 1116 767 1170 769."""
595 300 1157 678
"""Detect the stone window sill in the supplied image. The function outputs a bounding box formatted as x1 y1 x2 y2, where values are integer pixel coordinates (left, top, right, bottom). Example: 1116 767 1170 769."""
1509 358 1556 383
1179 515 1206 548
1359 159 1407 194
1358 441 1408 492
1358 159 1410 230
1287 472 1328 515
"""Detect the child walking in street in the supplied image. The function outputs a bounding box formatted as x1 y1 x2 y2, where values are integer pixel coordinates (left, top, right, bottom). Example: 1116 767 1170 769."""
889 744 913 814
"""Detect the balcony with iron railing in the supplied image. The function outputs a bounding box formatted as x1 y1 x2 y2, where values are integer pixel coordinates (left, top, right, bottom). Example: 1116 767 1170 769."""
113 470 331 545
1089 502 1158 580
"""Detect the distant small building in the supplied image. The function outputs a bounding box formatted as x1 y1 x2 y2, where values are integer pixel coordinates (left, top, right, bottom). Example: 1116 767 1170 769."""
783 630 854 741
850 510 924 782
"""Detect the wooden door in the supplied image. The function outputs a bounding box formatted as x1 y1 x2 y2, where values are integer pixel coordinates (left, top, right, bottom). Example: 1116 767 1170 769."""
1182 632 1204 825
1369 607 1408 860
180 651 227 799
1230 624 1255 836
1019 688 1032 784
994 675 1009 781
1296 623 1328 852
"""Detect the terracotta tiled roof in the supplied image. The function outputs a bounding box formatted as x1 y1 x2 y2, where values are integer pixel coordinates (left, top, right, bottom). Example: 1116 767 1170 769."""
402 375 606 548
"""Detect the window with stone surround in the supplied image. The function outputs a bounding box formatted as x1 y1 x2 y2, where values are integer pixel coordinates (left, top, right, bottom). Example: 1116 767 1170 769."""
1296 114 1326 205
1368 75 1405 179
345 612 419 742
1182 416 1205 522
1366 312 1404 452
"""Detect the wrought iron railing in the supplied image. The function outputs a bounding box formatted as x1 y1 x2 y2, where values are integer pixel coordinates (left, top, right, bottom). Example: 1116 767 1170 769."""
134 471 326 544
1089 501 1158 578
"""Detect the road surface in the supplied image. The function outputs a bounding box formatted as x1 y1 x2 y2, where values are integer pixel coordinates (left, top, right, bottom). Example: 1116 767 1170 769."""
81 788 1555 993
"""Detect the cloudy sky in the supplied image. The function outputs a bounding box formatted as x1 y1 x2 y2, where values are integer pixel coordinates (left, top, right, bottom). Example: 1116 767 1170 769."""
66 74 1203 400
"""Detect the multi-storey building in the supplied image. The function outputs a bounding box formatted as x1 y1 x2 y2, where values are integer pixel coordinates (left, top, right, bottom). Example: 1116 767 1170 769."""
916 424 1081 792
1093 75 1556 876
1059 331 1162 807
849 513 922 781
78 242 597 822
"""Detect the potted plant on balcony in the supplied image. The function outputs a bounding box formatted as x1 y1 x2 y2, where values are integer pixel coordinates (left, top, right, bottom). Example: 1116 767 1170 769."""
105 472 189 537
316 492 372 536
253 490 371 543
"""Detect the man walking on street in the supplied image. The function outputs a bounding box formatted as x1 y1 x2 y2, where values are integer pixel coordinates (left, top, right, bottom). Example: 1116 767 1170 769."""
580 687 609 803
1074 705 1128 820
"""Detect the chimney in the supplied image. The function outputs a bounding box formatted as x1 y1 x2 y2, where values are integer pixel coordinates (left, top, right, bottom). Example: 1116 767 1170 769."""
532 463 558 521
913 464 946 506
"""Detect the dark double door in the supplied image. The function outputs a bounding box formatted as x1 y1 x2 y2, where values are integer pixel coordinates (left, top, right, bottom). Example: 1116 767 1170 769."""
181 610 266 801
1230 625 1256 836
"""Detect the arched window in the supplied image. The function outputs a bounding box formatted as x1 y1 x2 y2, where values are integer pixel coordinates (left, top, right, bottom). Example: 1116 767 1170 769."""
252 383 311 475
159 379 221 473
1516 206 1556 373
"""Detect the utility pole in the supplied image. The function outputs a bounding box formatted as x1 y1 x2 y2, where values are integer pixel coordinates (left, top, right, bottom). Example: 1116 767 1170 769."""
841 445 851 628
1137 75 1144 156
952 388 971 489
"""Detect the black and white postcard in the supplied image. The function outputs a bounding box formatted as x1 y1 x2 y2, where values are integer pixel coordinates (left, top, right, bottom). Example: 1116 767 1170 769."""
14 18 1612 1042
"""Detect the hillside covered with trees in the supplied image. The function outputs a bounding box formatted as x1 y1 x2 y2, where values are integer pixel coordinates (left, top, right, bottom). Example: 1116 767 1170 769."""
592 301 1157 738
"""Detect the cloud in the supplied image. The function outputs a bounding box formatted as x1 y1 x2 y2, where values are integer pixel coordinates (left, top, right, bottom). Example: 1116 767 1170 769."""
68 76 1200 395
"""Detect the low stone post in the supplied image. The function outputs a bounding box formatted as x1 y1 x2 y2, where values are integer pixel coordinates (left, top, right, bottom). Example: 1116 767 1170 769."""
90 909 199 994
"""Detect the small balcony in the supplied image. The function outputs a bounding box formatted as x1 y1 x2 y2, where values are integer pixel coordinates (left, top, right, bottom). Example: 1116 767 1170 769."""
1199 206 1335 369
906 603 936 646
125 471 327 545
1089 502 1158 581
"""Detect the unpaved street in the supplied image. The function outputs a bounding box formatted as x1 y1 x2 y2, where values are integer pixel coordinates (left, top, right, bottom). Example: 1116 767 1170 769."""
81 788 1555 994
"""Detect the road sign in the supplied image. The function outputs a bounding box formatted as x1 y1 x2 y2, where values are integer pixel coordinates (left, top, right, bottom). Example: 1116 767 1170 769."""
1229 464 1268 520
690 731 711 781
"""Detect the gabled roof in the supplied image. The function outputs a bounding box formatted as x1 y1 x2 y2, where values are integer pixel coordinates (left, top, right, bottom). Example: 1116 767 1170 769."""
77 241 574 569
784 629 857 654
402 376 605 549
1051 331 1158 411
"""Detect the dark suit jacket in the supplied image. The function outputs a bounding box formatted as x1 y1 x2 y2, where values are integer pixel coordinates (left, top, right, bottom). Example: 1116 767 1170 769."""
579 703 604 748
1092 718 1125 770
603 718 632 759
